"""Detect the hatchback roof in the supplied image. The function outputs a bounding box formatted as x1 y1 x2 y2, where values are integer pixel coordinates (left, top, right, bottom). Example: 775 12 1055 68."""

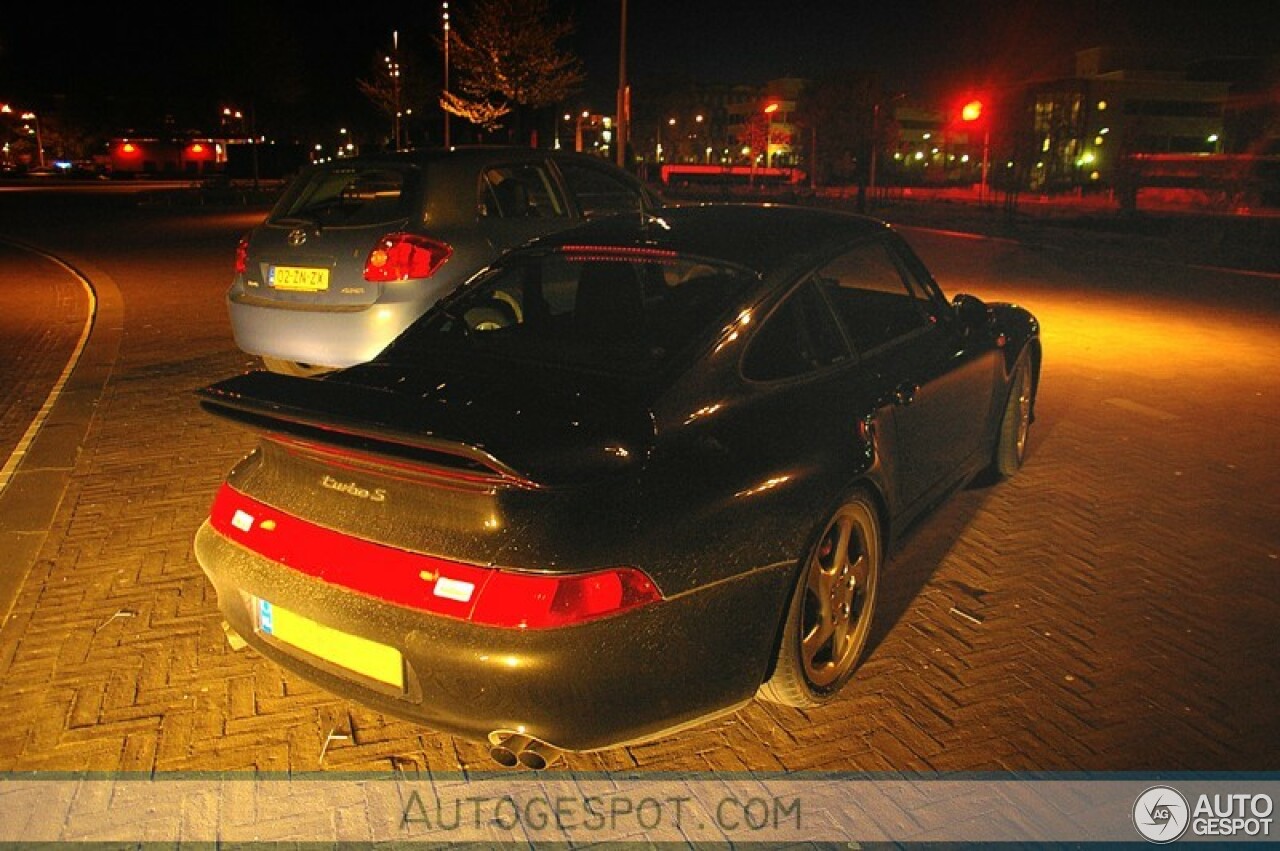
520 203 892 278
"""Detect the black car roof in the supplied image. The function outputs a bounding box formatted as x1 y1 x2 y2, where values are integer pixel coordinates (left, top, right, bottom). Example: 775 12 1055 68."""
519 203 893 277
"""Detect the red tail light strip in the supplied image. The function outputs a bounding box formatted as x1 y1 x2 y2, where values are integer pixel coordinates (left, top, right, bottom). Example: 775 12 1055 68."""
208 484 661 628
364 233 452 282
558 245 680 264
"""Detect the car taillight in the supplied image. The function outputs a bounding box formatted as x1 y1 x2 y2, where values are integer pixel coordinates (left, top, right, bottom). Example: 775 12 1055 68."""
363 233 452 282
233 234 250 275
210 485 663 629
471 568 662 629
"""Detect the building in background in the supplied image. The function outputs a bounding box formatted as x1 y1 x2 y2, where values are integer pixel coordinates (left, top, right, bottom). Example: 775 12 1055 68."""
726 77 805 170
1012 47 1231 192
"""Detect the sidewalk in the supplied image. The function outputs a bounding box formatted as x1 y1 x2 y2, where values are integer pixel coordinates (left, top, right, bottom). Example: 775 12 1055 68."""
0 240 121 626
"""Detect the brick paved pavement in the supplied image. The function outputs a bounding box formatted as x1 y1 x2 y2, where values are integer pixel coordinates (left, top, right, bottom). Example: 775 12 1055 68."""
0 240 90 469
0 201 1276 778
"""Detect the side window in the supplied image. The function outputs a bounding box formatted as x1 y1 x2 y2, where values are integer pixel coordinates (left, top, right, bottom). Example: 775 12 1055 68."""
813 239 929 354
556 160 644 218
889 234 950 322
743 281 849 382
481 163 568 219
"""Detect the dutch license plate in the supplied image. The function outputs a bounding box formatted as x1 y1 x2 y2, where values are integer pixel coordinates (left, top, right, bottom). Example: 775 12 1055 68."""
269 265 329 291
257 598 404 689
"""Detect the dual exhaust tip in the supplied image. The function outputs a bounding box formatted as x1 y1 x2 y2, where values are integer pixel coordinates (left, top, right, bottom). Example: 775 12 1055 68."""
488 733 561 770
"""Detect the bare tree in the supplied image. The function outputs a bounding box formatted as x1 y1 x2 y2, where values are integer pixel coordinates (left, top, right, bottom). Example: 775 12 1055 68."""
358 41 431 148
795 72 881 205
442 0 585 138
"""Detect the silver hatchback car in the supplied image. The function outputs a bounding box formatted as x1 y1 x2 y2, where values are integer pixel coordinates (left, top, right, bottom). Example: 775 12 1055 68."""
228 146 661 374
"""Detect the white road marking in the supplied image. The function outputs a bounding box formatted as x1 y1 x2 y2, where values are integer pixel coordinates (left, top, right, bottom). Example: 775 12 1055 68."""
0 241 97 495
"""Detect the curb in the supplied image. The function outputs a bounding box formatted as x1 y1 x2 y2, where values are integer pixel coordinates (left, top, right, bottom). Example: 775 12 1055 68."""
0 242 124 624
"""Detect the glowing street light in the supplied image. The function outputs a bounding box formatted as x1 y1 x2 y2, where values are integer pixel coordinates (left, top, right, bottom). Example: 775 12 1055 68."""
2 103 45 167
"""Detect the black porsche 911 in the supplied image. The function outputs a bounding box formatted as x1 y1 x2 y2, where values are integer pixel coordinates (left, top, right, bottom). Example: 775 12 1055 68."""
193 204 1040 768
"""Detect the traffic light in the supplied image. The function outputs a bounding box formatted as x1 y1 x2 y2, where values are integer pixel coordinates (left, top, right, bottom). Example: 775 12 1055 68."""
961 99 984 123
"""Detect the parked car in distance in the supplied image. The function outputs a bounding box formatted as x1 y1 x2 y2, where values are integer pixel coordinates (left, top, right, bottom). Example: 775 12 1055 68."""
227 146 662 375
195 204 1040 767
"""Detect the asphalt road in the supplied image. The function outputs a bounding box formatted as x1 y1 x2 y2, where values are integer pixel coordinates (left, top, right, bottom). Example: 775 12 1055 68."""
0 191 1276 775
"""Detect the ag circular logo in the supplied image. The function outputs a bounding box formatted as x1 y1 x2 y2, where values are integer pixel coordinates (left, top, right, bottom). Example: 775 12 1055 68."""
1134 785 1190 843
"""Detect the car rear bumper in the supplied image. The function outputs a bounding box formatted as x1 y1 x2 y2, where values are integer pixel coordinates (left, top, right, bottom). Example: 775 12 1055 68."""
193 520 793 752
227 279 454 368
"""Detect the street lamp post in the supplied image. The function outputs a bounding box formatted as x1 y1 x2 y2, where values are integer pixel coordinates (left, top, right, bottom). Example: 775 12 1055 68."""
2 104 45 168
750 101 779 186
386 31 403 150
763 101 780 169
615 0 629 170
575 110 589 153
557 113 571 150
867 92 905 204
22 112 44 169
442 3 451 148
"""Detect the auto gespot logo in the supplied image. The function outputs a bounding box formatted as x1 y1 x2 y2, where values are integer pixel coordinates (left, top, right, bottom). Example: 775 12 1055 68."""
1133 786 1274 842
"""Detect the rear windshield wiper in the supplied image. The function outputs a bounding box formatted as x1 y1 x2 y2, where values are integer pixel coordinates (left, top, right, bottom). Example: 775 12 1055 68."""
272 213 322 230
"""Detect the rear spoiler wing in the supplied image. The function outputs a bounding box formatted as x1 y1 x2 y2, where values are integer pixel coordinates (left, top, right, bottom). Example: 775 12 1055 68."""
196 371 542 489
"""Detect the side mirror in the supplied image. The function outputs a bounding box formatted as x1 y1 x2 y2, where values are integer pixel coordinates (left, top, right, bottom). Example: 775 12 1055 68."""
952 293 991 330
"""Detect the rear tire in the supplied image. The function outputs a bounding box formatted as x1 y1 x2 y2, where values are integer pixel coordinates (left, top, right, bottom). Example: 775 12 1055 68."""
759 492 882 708
260 357 335 378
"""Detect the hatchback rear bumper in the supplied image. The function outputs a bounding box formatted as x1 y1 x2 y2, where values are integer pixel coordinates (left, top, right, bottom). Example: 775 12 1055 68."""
227 276 457 368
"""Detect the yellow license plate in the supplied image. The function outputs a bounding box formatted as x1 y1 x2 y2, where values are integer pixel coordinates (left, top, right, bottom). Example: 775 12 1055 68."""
257 598 404 689
270 265 330 291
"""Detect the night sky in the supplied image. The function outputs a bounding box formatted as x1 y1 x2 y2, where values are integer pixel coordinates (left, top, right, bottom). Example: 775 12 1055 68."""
0 1 1271 134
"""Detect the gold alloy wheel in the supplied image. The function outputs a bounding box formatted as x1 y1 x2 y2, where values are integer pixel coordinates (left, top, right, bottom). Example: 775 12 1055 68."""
800 500 879 688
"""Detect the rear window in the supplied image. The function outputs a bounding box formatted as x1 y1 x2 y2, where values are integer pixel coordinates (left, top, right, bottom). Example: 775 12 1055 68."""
383 249 757 377
269 164 421 227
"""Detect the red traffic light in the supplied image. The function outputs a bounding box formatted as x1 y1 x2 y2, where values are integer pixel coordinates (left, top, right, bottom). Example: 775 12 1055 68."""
961 100 984 122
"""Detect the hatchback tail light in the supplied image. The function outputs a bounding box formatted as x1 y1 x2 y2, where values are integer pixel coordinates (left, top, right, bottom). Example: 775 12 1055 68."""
233 234 250 275
364 233 452 282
